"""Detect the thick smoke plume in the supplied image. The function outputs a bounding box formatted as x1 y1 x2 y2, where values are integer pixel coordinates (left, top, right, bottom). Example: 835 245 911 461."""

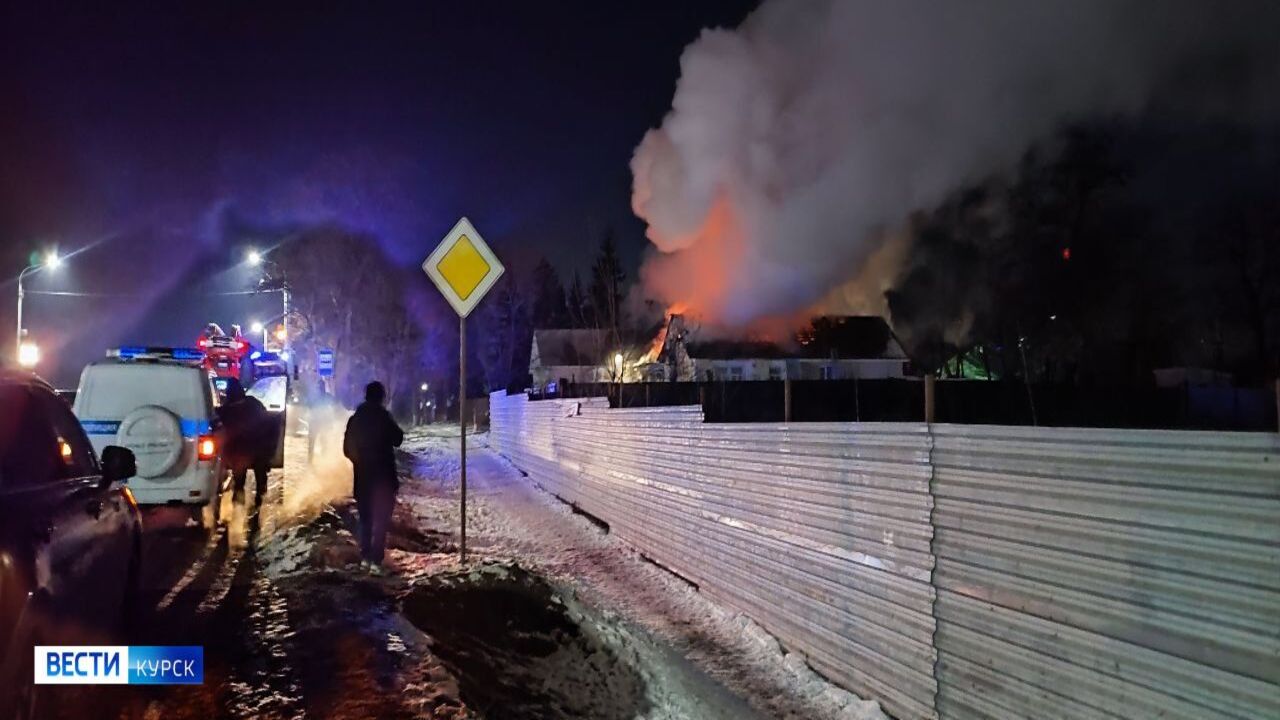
631 0 1280 328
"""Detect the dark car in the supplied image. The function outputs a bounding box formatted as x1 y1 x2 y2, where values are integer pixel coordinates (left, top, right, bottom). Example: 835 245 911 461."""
0 371 142 719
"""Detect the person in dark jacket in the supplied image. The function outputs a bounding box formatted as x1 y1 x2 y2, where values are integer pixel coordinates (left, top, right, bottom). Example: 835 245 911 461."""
219 378 277 504
343 381 404 573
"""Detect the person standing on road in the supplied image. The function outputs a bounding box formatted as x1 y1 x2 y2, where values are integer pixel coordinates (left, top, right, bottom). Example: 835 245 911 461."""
219 378 277 504
343 381 404 574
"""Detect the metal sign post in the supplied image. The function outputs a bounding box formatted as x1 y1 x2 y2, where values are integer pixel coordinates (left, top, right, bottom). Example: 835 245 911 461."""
422 217 504 564
459 315 467 561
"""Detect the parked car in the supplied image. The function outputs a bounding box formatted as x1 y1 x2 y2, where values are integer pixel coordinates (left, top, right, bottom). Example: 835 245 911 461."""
0 370 142 720
73 347 225 527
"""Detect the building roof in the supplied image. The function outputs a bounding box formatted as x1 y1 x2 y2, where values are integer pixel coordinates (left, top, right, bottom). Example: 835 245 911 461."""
684 316 906 361
531 329 613 367
796 316 907 360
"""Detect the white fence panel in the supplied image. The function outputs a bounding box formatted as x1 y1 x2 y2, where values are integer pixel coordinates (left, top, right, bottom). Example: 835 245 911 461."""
489 393 1280 720
489 392 939 719
930 424 1280 720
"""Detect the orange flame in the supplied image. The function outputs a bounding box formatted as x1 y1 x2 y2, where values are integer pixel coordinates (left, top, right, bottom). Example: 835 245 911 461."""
641 303 689 364
639 193 744 324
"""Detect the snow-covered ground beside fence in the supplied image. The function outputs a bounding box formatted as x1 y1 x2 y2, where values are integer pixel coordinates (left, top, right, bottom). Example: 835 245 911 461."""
399 425 887 720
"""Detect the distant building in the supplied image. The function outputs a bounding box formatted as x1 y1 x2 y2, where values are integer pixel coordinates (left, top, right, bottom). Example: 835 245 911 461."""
529 316 914 391
649 315 913 382
529 329 615 389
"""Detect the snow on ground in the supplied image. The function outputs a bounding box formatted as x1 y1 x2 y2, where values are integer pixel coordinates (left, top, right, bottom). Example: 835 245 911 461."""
399 425 888 720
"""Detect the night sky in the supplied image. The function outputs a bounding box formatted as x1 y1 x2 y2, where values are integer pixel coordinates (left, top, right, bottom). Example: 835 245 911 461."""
0 1 758 385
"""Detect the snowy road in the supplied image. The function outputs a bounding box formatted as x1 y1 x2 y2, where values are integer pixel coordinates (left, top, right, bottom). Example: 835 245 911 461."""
40 426 883 720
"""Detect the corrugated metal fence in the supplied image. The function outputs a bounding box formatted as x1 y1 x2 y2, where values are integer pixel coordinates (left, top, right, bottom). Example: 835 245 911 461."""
488 392 1280 720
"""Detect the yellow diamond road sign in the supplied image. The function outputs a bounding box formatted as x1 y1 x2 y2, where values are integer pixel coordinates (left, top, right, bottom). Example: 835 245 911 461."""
423 217 505 317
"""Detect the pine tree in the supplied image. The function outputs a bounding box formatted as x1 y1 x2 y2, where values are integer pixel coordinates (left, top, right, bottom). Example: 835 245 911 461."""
531 257 568 328
588 230 626 342
566 271 588 329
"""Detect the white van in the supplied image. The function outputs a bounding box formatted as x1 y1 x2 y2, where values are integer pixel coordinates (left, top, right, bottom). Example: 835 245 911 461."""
73 350 225 525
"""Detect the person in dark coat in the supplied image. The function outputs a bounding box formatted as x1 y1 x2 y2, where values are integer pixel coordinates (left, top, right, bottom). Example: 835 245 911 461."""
219 378 277 504
343 381 404 573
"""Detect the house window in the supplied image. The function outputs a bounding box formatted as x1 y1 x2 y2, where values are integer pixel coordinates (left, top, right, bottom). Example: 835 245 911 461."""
768 365 783 381
729 367 744 381
820 365 835 380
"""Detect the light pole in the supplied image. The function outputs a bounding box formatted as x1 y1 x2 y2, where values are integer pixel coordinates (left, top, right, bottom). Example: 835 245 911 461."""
612 351 625 406
246 248 291 372
281 285 290 364
15 251 60 364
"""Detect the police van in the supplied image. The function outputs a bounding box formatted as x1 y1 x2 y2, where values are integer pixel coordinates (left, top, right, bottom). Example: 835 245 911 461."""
73 347 225 527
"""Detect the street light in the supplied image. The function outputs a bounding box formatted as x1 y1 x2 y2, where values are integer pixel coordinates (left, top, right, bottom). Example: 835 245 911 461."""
249 320 266 346
15 251 61 365
244 247 291 374
17 341 39 369
420 382 429 392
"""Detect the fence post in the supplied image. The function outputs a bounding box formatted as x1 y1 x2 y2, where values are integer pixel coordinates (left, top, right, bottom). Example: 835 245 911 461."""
784 377 793 423
645 382 651 407
924 373 936 424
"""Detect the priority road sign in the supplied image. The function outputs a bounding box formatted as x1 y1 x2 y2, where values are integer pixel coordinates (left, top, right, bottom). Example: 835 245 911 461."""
421 217 505 318
423 216 505 565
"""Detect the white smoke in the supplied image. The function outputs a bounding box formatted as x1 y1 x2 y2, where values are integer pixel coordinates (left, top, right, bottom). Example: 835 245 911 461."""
282 403 354 518
631 0 1280 327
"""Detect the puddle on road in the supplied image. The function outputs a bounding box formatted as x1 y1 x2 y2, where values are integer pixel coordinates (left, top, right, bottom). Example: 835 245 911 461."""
403 564 649 720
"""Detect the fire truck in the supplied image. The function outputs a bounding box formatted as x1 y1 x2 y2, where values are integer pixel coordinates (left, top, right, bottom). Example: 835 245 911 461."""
195 323 289 469
196 323 251 381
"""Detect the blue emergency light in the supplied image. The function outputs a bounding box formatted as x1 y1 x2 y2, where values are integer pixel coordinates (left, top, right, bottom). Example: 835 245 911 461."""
113 346 205 361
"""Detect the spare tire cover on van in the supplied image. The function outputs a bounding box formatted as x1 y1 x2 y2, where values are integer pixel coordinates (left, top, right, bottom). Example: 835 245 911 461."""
115 405 185 478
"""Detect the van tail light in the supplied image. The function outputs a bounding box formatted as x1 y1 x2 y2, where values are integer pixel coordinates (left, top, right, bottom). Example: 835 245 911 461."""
197 435 217 461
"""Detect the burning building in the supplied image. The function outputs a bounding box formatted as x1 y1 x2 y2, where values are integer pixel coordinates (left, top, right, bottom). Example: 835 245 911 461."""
644 315 912 383
529 329 619 391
